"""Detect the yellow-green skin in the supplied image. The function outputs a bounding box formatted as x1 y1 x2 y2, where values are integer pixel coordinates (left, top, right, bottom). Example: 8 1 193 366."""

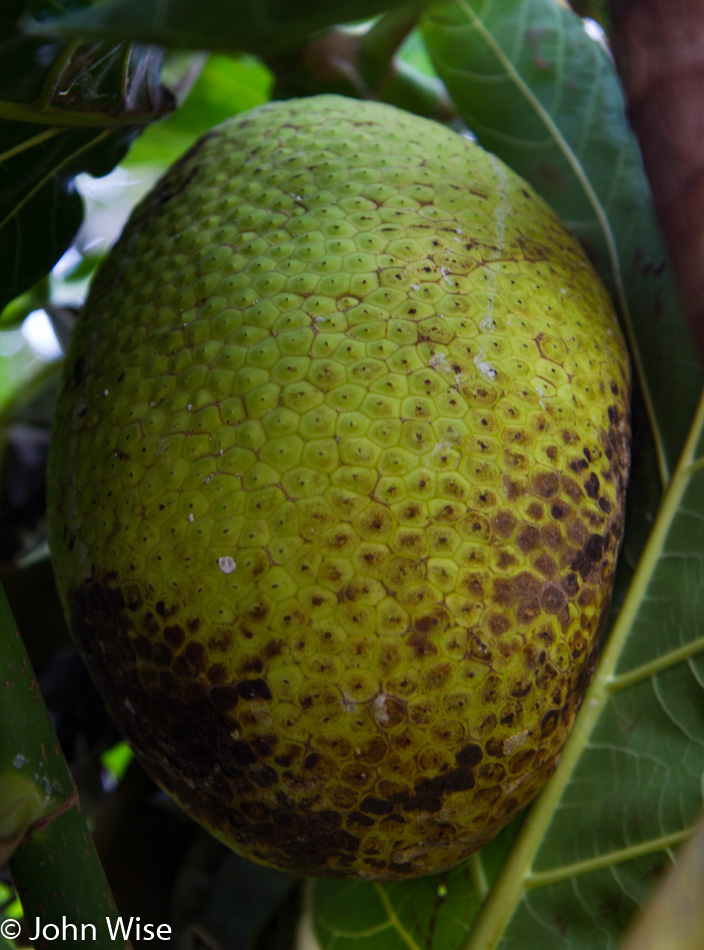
48 95 630 880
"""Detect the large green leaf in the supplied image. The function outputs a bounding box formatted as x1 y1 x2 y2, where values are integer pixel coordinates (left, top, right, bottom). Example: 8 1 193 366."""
314 865 478 950
0 31 173 125
24 0 414 55
420 0 702 487
0 120 135 313
313 824 520 950
0 8 176 314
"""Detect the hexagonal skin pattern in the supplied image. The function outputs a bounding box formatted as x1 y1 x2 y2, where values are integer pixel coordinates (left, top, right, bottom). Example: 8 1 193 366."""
47 95 630 880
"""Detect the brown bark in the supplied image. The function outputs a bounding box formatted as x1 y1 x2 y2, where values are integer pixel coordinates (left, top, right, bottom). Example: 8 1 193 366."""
610 0 704 361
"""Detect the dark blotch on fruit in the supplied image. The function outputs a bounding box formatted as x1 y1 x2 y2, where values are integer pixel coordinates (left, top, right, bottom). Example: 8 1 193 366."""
347 811 375 829
184 641 206 671
163 624 185 648
360 796 393 815
541 709 559 737
485 738 505 757
408 631 438 656
533 471 560 498
584 472 600 498
251 766 278 788
584 534 604 563
456 743 483 767
152 642 173 666
211 686 239 710
541 585 566 613
516 525 541 552
231 741 258 766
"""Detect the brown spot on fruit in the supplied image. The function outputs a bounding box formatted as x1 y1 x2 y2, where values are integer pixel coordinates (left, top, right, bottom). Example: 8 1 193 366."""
516 524 541 553
561 475 583 503
163 624 185 649
360 796 393 815
493 510 518 538
184 641 206 671
541 585 566 614
513 571 541 598
567 518 589 546
584 472 600 499
542 523 563 549
485 738 505 758
526 502 544 520
516 599 540 625
488 613 512 636
584 534 604 562
540 709 559 737
534 553 557 577
533 471 560 498
509 748 536 774
492 577 514 606
152 642 173 666
456 743 483 767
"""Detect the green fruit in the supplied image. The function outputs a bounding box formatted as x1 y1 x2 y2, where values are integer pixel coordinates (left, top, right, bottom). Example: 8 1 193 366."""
47 94 630 880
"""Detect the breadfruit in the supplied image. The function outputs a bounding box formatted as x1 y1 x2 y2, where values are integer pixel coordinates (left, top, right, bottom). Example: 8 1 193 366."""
47 94 631 880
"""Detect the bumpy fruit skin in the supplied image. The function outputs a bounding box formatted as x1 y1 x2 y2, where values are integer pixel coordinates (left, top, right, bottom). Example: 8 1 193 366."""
47 95 630 880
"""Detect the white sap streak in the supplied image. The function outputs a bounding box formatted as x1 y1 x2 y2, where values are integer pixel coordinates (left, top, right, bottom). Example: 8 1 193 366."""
482 154 513 327
474 351 496 381
489 152 511 254
373 692 390 725
429 352 465 386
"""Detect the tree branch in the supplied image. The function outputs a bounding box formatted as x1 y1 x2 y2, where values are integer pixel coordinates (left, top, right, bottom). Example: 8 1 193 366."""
609 0 704 361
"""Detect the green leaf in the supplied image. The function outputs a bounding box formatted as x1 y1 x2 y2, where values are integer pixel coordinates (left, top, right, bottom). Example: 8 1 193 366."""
398 27 439 78
313 824 521 950
420 0 703 487
0 774 51 865
0 25 174 126
0 328 42 414
25 0 415 55
100 741 134 784
0 121 136 312
0 277 48 329
314 867 478 950
0 584 125 947
0 8 177 312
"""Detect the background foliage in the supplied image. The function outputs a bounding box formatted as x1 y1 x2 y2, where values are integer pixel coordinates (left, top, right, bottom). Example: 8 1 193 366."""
1 1 703 948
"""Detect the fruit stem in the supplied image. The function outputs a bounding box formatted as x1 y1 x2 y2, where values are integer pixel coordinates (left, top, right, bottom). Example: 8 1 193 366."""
359 7 456 121
360 4 427 66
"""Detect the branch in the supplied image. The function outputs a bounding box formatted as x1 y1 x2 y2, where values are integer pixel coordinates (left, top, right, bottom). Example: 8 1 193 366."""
609 0 704 361
0 584 124 948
